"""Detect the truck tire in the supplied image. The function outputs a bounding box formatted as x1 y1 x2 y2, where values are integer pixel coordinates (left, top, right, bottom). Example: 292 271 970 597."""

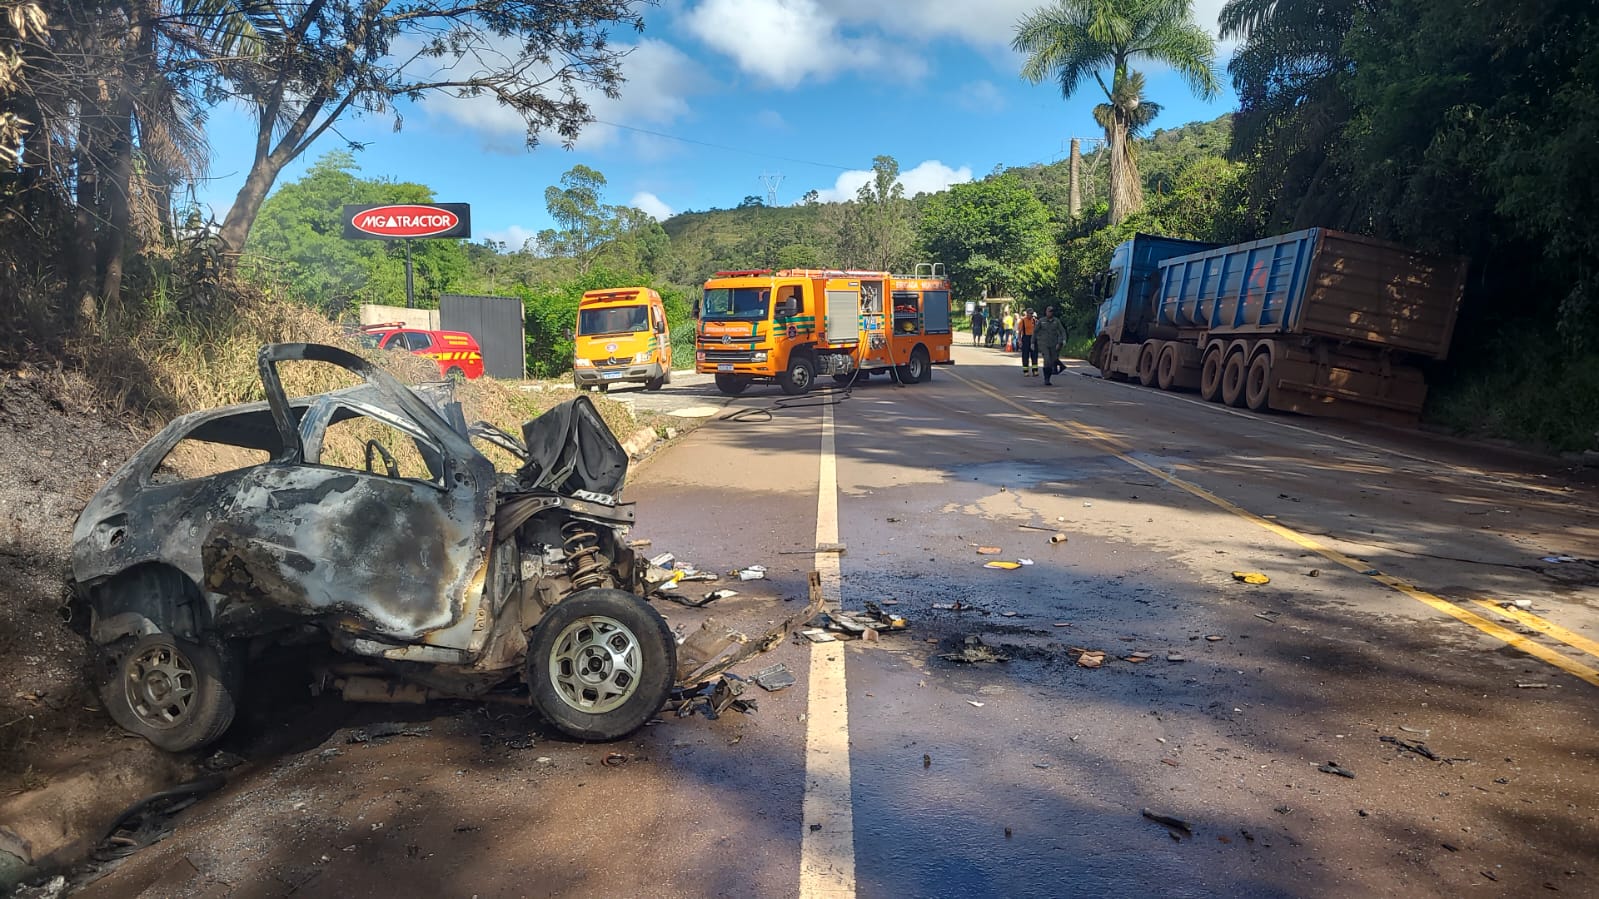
1221 352 1249 407
527 589 676 742
1199 348 1225 401
1156 344 1180 391
778 353 815 396
907 346 932 383
102 634 239 753
1088 335 1110 371
1137 343 1160 387
1245 353 1273 411
645 374 665 391
714 374 748 396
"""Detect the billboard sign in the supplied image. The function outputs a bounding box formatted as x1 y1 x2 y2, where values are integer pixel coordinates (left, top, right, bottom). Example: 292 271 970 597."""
343 203 471 240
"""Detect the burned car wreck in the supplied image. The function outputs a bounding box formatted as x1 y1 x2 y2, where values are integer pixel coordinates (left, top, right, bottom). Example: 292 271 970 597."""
70 343 807 752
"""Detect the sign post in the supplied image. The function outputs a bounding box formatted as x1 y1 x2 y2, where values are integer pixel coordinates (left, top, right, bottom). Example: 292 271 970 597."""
342 203 472 309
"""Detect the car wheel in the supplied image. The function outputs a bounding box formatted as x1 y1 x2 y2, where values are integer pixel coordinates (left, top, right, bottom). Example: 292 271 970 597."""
778 354 815 396
714 373 748 396
446 366 466 384
528 589 676 742
102 634 238 753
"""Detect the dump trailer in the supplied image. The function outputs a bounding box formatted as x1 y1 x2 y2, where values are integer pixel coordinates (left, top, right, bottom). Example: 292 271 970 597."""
1088 228 1468 424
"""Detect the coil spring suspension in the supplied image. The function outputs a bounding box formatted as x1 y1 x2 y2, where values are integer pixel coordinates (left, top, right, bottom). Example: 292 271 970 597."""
562 520 606 594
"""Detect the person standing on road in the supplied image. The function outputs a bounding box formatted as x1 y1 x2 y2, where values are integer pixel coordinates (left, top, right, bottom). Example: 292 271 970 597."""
1002 311 1015 350
1017 310 1038 376
1036 306 1065 386
970 309 986 346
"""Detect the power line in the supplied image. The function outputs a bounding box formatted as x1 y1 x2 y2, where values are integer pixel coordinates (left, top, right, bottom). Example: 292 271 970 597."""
590 119 855 172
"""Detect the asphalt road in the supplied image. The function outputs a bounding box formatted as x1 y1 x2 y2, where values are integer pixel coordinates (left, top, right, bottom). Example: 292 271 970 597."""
72 344 1599 898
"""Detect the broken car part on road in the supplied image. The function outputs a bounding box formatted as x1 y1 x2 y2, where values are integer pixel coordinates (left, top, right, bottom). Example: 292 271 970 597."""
67 343 802 753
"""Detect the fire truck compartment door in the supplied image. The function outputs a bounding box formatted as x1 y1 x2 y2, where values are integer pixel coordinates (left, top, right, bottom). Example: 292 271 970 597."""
924 289 952 334
825 290 862 343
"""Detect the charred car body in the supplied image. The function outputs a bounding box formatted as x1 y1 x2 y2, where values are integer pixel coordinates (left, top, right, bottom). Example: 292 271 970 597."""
70 343 679 751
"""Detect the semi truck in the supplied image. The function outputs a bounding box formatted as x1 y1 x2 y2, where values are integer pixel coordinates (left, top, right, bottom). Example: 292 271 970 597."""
695 267 953 396
1087 228 1468 424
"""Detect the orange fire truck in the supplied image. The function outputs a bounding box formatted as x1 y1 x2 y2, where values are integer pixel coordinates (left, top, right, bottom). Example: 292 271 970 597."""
695 266 953 396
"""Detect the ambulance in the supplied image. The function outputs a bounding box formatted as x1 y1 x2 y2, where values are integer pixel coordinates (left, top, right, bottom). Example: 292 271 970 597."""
572 287 673 392
695 266 953 395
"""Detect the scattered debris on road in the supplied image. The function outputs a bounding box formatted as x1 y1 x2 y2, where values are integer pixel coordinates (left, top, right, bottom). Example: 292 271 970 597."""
941 636 1009 664
1050 533 1069 544
1141 808 1193 840
345 723 432 744
1318 761 1357 779
1232 571 1271 585
801 629 837 643
1381 734 1440 761
984 560 1022 570
750 663 796 692
737 565 767 581
976 546 1003 555
1074 649 1106 669
1125 651 1152 663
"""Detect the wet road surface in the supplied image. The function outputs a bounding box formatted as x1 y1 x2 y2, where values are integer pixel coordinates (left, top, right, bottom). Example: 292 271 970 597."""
73 345 1599 898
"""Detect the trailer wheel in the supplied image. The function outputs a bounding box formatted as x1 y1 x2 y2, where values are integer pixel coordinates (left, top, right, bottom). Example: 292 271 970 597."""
1221 352 1249 407
1136 343 1159 386
1199 348 1225 401
1245 353 1274 411
714 374 748 396
778 354 815 396
1156 344 1180 391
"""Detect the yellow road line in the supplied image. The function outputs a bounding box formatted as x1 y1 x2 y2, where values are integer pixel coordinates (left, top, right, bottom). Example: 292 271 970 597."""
948 369 1599 689
1471 600 1599 662
800 401 856 898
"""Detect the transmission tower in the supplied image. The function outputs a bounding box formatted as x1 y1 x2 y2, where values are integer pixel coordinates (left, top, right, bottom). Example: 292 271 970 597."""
759 172 785 207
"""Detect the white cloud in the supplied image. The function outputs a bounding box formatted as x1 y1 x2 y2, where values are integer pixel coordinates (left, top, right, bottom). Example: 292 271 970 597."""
954 80 1006 114
484 225 537 251
681 0 903 88
755 109 790 131
422 38 712 151
630 191 674 221
815 159 972 202
814 0 1039 46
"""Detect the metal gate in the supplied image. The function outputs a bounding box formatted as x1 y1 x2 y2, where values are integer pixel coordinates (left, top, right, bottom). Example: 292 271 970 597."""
439 294 525 379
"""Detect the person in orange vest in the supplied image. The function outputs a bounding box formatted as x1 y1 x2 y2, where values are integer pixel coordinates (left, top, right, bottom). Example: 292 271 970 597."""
1017 309 1039 375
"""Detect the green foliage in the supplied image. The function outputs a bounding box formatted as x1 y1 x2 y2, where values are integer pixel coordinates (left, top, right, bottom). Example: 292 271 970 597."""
243 152 471 313
918 174 1052 301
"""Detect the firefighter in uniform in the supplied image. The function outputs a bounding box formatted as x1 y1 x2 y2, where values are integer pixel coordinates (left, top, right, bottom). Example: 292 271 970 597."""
1017 309 1038 376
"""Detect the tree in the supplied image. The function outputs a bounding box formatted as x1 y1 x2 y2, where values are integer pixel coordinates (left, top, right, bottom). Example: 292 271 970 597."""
1014 0 1219 224
211 0 646 258
918 174 1052 301
535 165 670 275
244 151 471 312
738 195 765 209
849 155 916 271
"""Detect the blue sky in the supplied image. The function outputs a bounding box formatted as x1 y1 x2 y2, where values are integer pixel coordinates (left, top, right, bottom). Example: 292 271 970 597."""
195 0 1238 251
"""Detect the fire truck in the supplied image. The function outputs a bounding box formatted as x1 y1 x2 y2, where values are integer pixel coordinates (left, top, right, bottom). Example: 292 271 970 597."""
695 266 953 396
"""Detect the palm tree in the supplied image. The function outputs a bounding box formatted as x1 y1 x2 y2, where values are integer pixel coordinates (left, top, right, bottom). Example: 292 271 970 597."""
1014 0 1220 224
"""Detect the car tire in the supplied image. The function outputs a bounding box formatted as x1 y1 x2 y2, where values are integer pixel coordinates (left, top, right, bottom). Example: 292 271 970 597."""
446 366 466 383
714 374 748 396
102 633 238 753
527 589 676 742
778 353 815 396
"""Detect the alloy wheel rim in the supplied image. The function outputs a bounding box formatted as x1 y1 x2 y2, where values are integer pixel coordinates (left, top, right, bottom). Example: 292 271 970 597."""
548 615 642 714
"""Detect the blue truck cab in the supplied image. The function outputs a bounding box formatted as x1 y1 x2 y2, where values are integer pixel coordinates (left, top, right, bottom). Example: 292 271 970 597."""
1092 234 1218 352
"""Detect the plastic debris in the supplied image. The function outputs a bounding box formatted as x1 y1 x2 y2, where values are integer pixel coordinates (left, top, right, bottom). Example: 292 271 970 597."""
737 565 767 581
967 700 985 708
749 663 795 692
976 546 1003 555
801 628 837 643
1231 571 1270 585
1018 558 1034 566
862 601 909 631
1317 761 1356 779
704 589 739 602
984 560 1022 570
1205 634 1224 642
1541 555 1579 563
649 552 676 569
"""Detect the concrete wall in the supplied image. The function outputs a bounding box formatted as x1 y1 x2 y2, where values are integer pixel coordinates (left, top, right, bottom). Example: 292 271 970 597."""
359 304 440 330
